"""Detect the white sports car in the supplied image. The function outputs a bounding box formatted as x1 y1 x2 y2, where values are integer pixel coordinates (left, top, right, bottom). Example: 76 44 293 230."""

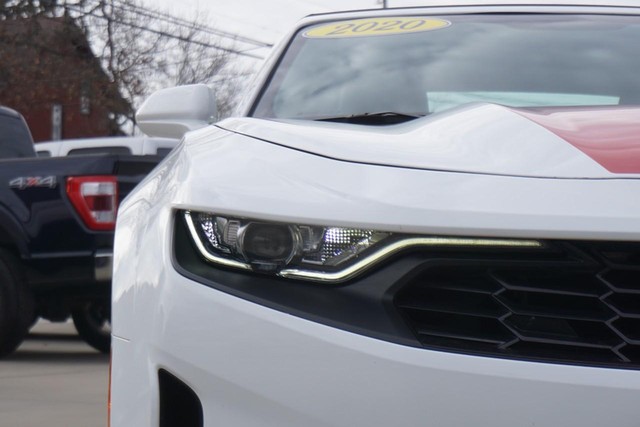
110 2 640 426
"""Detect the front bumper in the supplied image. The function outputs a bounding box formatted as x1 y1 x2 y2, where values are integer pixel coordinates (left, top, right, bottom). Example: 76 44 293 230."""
110 134 640 426
111 266 640 427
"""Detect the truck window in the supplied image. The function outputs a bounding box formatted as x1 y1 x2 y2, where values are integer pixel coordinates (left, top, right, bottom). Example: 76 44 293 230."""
0 114 35 158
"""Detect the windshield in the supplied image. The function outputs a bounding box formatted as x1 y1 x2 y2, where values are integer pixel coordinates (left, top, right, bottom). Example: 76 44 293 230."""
251 14 640 122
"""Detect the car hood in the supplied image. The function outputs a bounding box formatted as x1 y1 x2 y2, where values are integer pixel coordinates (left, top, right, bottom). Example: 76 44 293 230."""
218 103 640 179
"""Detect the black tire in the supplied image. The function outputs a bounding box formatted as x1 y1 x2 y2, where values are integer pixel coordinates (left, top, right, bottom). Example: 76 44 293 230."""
0 249 35 358
72 300 111 353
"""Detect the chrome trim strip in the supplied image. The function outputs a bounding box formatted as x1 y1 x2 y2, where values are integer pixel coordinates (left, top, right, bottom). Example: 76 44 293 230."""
184 210 541 283
95 250 113 282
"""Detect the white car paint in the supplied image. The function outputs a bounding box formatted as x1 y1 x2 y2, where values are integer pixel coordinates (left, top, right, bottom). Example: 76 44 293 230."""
111 132 640 425
219 104 621 179
111 3 640 427
136 84 217 139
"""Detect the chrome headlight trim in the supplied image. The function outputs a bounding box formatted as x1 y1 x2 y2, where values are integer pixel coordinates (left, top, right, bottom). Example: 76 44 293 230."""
279 236 542 282
183 210 542 283
184 211 253 271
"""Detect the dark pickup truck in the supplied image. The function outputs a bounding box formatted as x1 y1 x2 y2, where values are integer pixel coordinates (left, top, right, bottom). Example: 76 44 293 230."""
0 106 161 356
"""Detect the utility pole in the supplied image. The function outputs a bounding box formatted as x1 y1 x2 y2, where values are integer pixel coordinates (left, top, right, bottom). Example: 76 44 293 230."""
380 0 388 8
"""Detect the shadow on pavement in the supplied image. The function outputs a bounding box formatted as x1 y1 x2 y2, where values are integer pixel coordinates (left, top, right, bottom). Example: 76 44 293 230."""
27 331 82 342
6 349 108 363
4 322 109 363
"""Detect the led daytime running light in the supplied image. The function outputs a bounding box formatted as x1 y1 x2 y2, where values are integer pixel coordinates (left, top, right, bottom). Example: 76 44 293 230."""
184 212 252 271
183 210 542 283
280 236 541 282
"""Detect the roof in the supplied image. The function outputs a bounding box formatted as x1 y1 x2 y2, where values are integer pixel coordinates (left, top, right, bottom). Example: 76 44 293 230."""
389 0 640 7
0 106 22 119
305 1 640 20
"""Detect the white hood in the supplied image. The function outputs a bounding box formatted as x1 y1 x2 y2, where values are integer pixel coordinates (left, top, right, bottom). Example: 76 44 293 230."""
218 103 640 179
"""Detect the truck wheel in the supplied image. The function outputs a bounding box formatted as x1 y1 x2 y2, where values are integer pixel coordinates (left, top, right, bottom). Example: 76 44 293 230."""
0 249 35 358
72 300 111 353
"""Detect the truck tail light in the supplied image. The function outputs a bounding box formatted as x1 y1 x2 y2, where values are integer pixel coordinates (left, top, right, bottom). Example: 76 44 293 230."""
66 176 118 231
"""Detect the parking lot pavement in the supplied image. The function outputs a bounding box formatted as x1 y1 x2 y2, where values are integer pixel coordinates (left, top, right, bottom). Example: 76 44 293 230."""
0 321 109 427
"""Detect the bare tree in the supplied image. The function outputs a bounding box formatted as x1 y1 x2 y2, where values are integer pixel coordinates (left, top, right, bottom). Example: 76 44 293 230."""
0 0 261 132
0 5 130 136
170 22 246 119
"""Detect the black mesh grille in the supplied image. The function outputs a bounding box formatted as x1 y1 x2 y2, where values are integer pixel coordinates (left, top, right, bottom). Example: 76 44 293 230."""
395 242 640 368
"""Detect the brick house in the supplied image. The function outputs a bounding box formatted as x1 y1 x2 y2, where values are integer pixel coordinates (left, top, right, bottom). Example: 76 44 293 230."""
0 16 129 142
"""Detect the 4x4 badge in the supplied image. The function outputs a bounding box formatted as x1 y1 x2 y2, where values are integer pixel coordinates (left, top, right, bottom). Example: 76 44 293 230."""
9 176 57 190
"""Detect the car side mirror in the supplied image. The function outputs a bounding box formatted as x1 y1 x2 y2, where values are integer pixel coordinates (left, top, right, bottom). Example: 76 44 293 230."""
136 84 217 139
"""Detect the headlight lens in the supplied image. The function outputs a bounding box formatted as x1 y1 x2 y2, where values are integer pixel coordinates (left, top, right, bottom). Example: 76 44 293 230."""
187 211 391 273
183 210 542 283
241 223 297 263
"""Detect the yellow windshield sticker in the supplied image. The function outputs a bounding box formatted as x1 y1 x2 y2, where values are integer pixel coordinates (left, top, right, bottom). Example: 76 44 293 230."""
304 17 451 39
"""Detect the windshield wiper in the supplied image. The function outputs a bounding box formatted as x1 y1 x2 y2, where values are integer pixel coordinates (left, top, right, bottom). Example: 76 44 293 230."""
314 111 425 125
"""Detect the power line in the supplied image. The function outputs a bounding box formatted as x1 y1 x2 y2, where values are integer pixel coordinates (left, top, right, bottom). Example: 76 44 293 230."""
64 4 267 60
175 7 281 39
97 0 273 49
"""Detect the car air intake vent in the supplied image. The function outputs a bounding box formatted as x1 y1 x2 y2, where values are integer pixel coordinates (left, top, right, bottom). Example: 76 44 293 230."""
394 242 640 369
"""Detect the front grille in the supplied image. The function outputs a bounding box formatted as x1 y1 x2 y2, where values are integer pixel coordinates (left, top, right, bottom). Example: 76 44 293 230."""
395 241 640 368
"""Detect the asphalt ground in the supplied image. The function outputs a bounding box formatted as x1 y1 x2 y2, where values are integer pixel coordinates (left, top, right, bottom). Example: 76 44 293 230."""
0 321 109 427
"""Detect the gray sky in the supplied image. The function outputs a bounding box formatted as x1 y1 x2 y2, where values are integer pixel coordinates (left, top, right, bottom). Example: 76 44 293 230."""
147 0 385 58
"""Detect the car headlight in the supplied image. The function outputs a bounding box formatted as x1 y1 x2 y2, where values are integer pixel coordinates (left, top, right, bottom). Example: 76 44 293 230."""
182 210 542 283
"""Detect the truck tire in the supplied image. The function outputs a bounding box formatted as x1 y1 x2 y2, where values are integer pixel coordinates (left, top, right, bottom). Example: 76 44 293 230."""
72 300 111 353
0 249 35 358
